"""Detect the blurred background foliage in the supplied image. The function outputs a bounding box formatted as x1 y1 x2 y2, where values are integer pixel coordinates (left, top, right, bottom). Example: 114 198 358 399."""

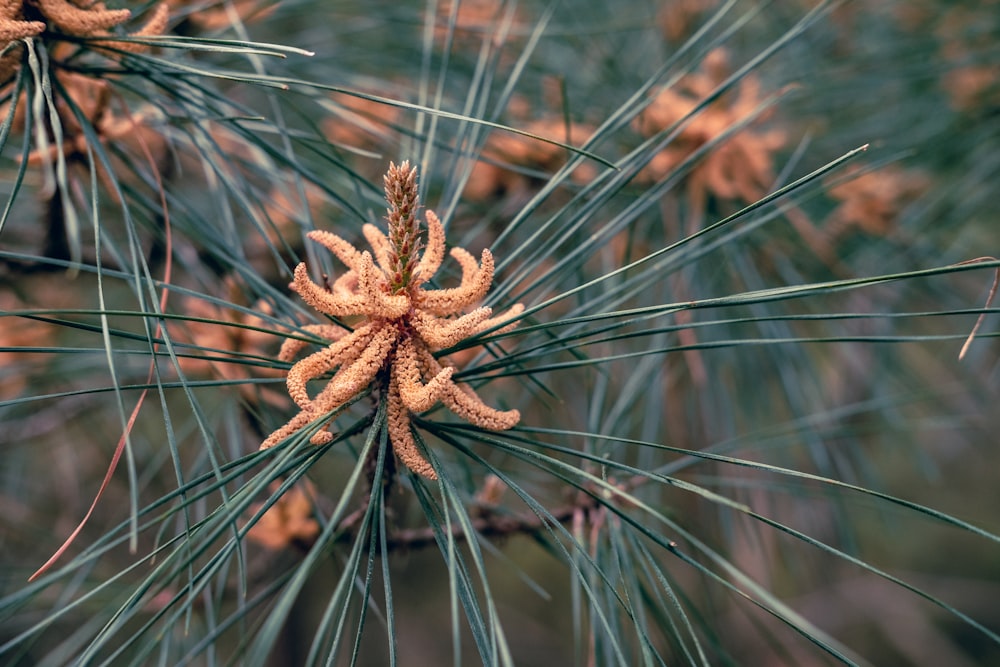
0 0 998 665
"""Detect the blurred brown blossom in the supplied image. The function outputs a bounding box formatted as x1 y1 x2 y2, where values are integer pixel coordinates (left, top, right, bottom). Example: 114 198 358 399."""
937 6 1000 112
464 117 597 201
8 70 168 179
167 0 273 34
243 181 328 278
170 280 287 407
633 49 785 212
657 0 718 42
825 164 929 239
434 0 526 54
245 479 320 550
0 288 54 401
323 91 402 152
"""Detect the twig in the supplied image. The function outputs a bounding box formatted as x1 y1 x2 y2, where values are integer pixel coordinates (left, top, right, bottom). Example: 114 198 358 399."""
329 486 601 552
